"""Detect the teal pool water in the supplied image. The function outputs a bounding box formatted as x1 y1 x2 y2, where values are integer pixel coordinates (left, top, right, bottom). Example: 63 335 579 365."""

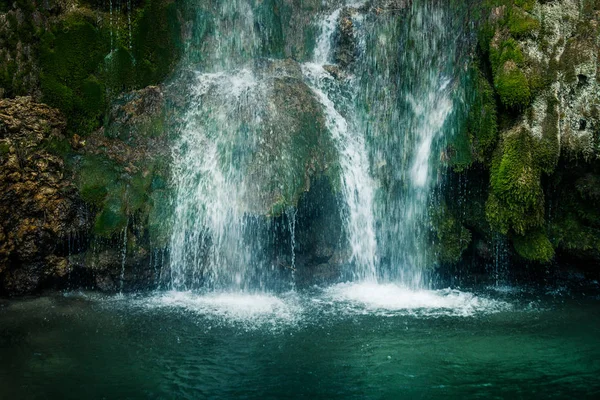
1 283 599 399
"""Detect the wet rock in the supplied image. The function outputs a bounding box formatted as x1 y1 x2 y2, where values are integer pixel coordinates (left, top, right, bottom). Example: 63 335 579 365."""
335 8 357 68
105 86 167 141
0 97 90 295
512 0 600 159
371 0 412 15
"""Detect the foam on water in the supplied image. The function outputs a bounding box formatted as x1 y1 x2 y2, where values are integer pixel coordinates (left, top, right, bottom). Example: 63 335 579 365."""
110 285 512 327
138 291 302 329
318 282 512 317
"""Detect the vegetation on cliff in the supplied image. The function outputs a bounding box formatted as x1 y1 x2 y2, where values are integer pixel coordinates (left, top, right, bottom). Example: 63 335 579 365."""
445 0 600 267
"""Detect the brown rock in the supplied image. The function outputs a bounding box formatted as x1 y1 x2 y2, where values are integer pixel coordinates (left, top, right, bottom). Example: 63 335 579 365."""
0 97 88 295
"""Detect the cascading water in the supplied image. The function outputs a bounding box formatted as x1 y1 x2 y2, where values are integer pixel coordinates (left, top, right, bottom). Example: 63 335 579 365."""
301 0 470 287
169 70 266 291
168 0 331 291
167 0 472 292
350 0 470 287
168 1 263 291
301 1 379 282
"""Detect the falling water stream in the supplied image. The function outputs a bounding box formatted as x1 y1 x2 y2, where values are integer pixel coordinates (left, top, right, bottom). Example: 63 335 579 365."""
168 0 468 292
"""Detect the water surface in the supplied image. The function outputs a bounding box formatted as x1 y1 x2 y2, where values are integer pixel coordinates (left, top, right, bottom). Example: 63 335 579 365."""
1 284 599 399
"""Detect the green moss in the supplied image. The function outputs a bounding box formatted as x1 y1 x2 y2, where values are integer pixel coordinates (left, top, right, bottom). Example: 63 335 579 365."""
486 129 544 234
39 13 110 134
430 204 472 264
512 228 554 262
128 172 153 211
514 0 536 12
507 7 540 39
33 1 183 135
77 155 120 206
101 46 136 94
94 196 128 237
550 213 600 253
132 0 183 88
448 127 473 172
466 69 499 164
41 137 72 158
494 63 531 110
537 98 560 174
490 38 525 72
490 129 541 207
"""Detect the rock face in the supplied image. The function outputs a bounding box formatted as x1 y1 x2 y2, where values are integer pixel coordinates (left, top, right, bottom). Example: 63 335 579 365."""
0 97 88 295
68 85 173 292
0 90 173 296
443 0 600 272
514 0 600 158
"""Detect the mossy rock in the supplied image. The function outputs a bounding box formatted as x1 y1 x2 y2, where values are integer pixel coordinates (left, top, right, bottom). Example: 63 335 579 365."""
550 213 600 254
486 128 544 234
147 189 173 246
489 38 525 73
466 68 498 165
494 62 531 110
513 0 536 12
430 203 472 264
512 229 554 263
77 155 121 206
34 1 184 135
537 98 560 174
94 196 128 237
490 129 541 208
447 127 473 172
507 7 540 39
39 12 110 134
132 0 183 88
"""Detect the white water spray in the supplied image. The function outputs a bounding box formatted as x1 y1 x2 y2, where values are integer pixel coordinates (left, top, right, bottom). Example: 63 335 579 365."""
301 1 378 282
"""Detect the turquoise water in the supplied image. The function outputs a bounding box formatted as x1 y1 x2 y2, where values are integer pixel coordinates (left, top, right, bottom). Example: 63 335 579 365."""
1 283 600 399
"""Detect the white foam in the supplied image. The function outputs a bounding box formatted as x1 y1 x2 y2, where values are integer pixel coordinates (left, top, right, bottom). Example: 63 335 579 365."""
139 291 302 329
319 282 511 317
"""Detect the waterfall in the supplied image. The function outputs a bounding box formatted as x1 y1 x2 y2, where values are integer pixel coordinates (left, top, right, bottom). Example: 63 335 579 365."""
168 70 270 291
301 1 379 283
168 0 264 291
168 1 310 292
167 0 471 292
351 1 469 287
300 0 468 286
